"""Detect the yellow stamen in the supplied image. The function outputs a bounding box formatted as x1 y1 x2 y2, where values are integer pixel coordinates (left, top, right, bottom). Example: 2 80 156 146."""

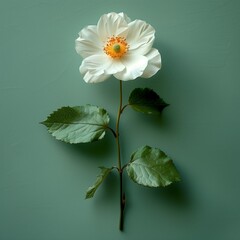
104 36 129 58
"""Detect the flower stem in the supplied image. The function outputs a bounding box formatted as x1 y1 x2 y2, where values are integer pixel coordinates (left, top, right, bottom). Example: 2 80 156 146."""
116 80 125 231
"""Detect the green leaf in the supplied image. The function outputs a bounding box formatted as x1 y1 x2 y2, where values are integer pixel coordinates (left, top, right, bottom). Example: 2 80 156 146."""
86 167 113 199
41 105 110 144
126 146 181 187
128 88 169 114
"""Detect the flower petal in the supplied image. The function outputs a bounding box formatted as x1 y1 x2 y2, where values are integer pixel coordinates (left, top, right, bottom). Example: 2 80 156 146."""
83 72 110 83
118 12 131 23
97 12 128 42
75 25 102 58
127 20 155 55
104 59 125 75
81 71 110 83
141 48 161 78
114 55 148 81
80 55 111 83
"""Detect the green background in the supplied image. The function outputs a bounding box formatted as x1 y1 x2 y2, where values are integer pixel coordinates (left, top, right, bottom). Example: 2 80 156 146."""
1 0 240 239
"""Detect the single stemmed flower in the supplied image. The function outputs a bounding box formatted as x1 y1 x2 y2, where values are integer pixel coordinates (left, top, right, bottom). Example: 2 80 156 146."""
41 12 181 231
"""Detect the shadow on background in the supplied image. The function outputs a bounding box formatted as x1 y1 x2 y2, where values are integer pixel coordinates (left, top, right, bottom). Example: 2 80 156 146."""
122 164 194 216
57 128 116 164
147 167 192 210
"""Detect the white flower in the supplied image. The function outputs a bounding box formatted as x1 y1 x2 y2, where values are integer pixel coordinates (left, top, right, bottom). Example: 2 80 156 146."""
75 12 161 83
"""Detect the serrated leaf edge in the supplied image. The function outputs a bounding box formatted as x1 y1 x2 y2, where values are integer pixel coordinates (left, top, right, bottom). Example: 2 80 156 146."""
40 105 110 144
127 145 181 187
